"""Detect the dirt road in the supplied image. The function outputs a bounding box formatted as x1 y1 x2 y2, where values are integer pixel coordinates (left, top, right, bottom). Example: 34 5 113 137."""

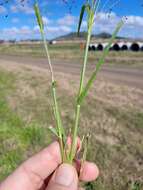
0 55 143 90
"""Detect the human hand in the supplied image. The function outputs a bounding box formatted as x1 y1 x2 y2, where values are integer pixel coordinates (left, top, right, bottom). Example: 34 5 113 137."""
0 141 99 190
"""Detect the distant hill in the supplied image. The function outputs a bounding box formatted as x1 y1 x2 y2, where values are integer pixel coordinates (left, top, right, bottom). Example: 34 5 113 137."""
94 32 112 39
53 32 126 41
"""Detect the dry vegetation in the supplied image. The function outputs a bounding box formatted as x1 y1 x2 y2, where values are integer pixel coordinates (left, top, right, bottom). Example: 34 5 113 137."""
0 43 143 67
0 61 143 190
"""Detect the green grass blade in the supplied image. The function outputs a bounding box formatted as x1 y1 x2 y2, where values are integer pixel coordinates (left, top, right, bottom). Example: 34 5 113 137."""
48 126 59 137
78 20 124 104
34 3 44 33
78 4 86 35
85 4 91 15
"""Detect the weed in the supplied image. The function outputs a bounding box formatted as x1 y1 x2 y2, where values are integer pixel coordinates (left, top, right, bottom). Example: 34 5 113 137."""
34 0 123 164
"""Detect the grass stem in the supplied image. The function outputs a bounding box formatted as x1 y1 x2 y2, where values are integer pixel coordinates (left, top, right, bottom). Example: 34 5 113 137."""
70 29 92 163
41 31 54 82
78 30 91 96
43 33 65 161
69 104 81 162
34 3 65 162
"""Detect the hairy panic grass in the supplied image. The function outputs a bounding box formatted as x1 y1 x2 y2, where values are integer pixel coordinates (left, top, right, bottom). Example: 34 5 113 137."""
34 0 123 164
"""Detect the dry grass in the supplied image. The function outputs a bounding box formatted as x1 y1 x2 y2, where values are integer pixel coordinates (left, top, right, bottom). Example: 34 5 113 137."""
1 43 143 67
0 62 143 190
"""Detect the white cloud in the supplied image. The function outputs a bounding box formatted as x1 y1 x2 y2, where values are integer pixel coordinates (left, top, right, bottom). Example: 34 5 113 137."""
126 15 143 27
3 27 19 36
59 26 71 33
10 0 34 14
20 26 31 35
57 14 76 26
96 12 118 24
46 26 72 36
11 5 34 14
2 26 32 38
0 6 7 14
42 17 51 25
33 25 39 32
2 11 143 40
1 24 72 40
78 12 143 39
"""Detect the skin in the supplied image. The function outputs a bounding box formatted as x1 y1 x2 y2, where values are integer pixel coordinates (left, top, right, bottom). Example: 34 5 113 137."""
0 141 99 190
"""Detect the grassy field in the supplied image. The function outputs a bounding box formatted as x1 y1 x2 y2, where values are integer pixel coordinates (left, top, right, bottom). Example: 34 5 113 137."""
0 62 143 190
0 43 143 67
0 68 51 179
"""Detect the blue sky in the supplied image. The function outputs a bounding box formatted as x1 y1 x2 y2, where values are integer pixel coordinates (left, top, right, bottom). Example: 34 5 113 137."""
0 0 143 40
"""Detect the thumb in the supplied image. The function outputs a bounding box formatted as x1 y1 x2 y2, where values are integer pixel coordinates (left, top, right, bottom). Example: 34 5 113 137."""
47 164 78 190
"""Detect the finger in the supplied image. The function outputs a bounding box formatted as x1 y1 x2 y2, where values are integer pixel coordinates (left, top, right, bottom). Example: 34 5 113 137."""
0 141 61 190
79 161 99 182
47 163 78 190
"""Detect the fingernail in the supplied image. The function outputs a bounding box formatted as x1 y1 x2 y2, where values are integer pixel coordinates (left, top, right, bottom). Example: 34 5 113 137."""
55 164 74 187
